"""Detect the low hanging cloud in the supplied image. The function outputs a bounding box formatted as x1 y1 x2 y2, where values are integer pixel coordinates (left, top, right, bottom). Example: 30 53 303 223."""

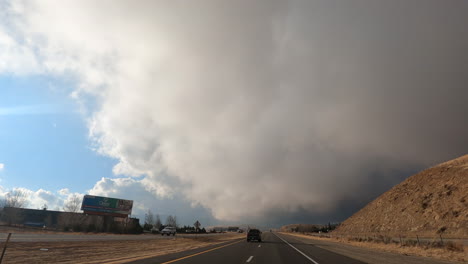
1 0 467 224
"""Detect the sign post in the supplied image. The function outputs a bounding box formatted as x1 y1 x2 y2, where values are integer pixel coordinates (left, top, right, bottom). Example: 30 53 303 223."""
0 233 12 264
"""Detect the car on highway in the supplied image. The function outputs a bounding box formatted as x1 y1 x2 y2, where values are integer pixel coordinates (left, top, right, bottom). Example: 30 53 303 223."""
246 229 262 242
160 226 176 236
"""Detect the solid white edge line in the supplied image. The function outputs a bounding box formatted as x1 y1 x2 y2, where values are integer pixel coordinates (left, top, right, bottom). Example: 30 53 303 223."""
273 233 319 264
246 255 254 262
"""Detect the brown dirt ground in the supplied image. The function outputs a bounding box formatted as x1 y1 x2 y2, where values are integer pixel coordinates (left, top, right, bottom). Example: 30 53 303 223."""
0 233 243 264
335 154 468 238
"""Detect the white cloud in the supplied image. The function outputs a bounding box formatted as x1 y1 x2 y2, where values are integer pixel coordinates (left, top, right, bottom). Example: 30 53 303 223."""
0 163 4 170
0 0 467 224
58 188 70 196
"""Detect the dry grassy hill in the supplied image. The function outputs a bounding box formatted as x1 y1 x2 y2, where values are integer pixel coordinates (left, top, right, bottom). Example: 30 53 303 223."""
334 155 468 238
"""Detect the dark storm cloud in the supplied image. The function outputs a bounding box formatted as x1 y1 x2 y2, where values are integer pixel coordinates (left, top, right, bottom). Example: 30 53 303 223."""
2 0 467 225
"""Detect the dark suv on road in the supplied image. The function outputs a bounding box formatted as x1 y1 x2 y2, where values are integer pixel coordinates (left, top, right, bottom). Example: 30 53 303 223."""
247 229 262 242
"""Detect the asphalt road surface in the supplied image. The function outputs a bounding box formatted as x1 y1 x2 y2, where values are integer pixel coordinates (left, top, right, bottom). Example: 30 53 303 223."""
131 232 366 264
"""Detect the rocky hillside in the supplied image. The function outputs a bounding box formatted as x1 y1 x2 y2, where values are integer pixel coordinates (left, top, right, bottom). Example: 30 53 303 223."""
334 155 468 238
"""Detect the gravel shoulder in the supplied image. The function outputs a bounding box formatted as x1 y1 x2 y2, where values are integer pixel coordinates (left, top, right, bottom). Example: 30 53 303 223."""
280 232 465 264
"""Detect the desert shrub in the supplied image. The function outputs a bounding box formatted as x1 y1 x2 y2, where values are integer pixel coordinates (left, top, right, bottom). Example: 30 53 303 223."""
437 226 447 234
427 241 444 248
445 241 464 252
403 239 418 247
383 236 392 244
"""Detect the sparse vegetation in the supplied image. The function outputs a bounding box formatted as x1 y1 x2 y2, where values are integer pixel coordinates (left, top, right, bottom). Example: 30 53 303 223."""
63 194 82 212
0 189 29 208
333 155 468 238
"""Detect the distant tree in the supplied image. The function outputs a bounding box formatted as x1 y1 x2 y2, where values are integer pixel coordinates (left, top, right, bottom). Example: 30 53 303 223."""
63 194 82 212
194 220 201 232
42 204 48 210
154 214 162 230
145 210 154 225
144 210 154 231
165 215 177 227
1 189 28 208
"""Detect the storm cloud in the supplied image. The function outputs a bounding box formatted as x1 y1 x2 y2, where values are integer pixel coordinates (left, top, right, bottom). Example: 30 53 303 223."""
1 0 467 225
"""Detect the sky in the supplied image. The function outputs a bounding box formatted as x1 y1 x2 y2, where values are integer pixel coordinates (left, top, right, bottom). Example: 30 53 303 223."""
0 0 467 227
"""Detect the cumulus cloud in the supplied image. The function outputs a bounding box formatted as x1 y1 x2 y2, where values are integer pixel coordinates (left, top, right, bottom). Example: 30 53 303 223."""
1 0 467 224
0 163 4 170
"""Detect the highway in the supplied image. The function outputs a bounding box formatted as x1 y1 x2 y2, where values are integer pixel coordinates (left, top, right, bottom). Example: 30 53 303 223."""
131 232 366 264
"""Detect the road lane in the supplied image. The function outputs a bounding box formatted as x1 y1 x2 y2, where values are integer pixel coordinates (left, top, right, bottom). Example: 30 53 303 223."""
250 232 320 264
133 232 366 264
273 232 366 264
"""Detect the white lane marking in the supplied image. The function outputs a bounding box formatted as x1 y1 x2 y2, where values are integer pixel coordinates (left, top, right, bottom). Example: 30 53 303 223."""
258 244 261 248
273 233 319 264
246 255 254 262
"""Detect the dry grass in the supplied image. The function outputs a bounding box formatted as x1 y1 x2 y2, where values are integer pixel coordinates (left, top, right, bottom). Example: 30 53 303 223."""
335 154 468 238
284 232 467 263
0 233 243 263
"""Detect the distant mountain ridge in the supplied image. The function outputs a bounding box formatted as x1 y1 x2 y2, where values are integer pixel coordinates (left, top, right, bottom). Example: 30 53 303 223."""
334 155 468 238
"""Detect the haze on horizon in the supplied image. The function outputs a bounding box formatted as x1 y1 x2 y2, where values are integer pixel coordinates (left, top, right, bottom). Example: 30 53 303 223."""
0 0 467 227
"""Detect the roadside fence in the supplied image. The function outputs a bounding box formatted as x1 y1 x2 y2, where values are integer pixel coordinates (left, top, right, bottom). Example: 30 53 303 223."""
292 232 467 250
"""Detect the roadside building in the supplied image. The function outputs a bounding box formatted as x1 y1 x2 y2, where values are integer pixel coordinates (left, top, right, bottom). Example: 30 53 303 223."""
0 207 141 233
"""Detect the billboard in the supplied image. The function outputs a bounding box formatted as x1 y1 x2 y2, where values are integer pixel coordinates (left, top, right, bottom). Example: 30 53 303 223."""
81 195 133 217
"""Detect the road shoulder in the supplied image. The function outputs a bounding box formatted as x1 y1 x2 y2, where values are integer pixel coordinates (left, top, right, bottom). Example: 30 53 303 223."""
280 233 462 264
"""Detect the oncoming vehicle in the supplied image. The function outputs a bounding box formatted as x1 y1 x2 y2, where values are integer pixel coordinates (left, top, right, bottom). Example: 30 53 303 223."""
247 229 262 242
161 226 176 236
